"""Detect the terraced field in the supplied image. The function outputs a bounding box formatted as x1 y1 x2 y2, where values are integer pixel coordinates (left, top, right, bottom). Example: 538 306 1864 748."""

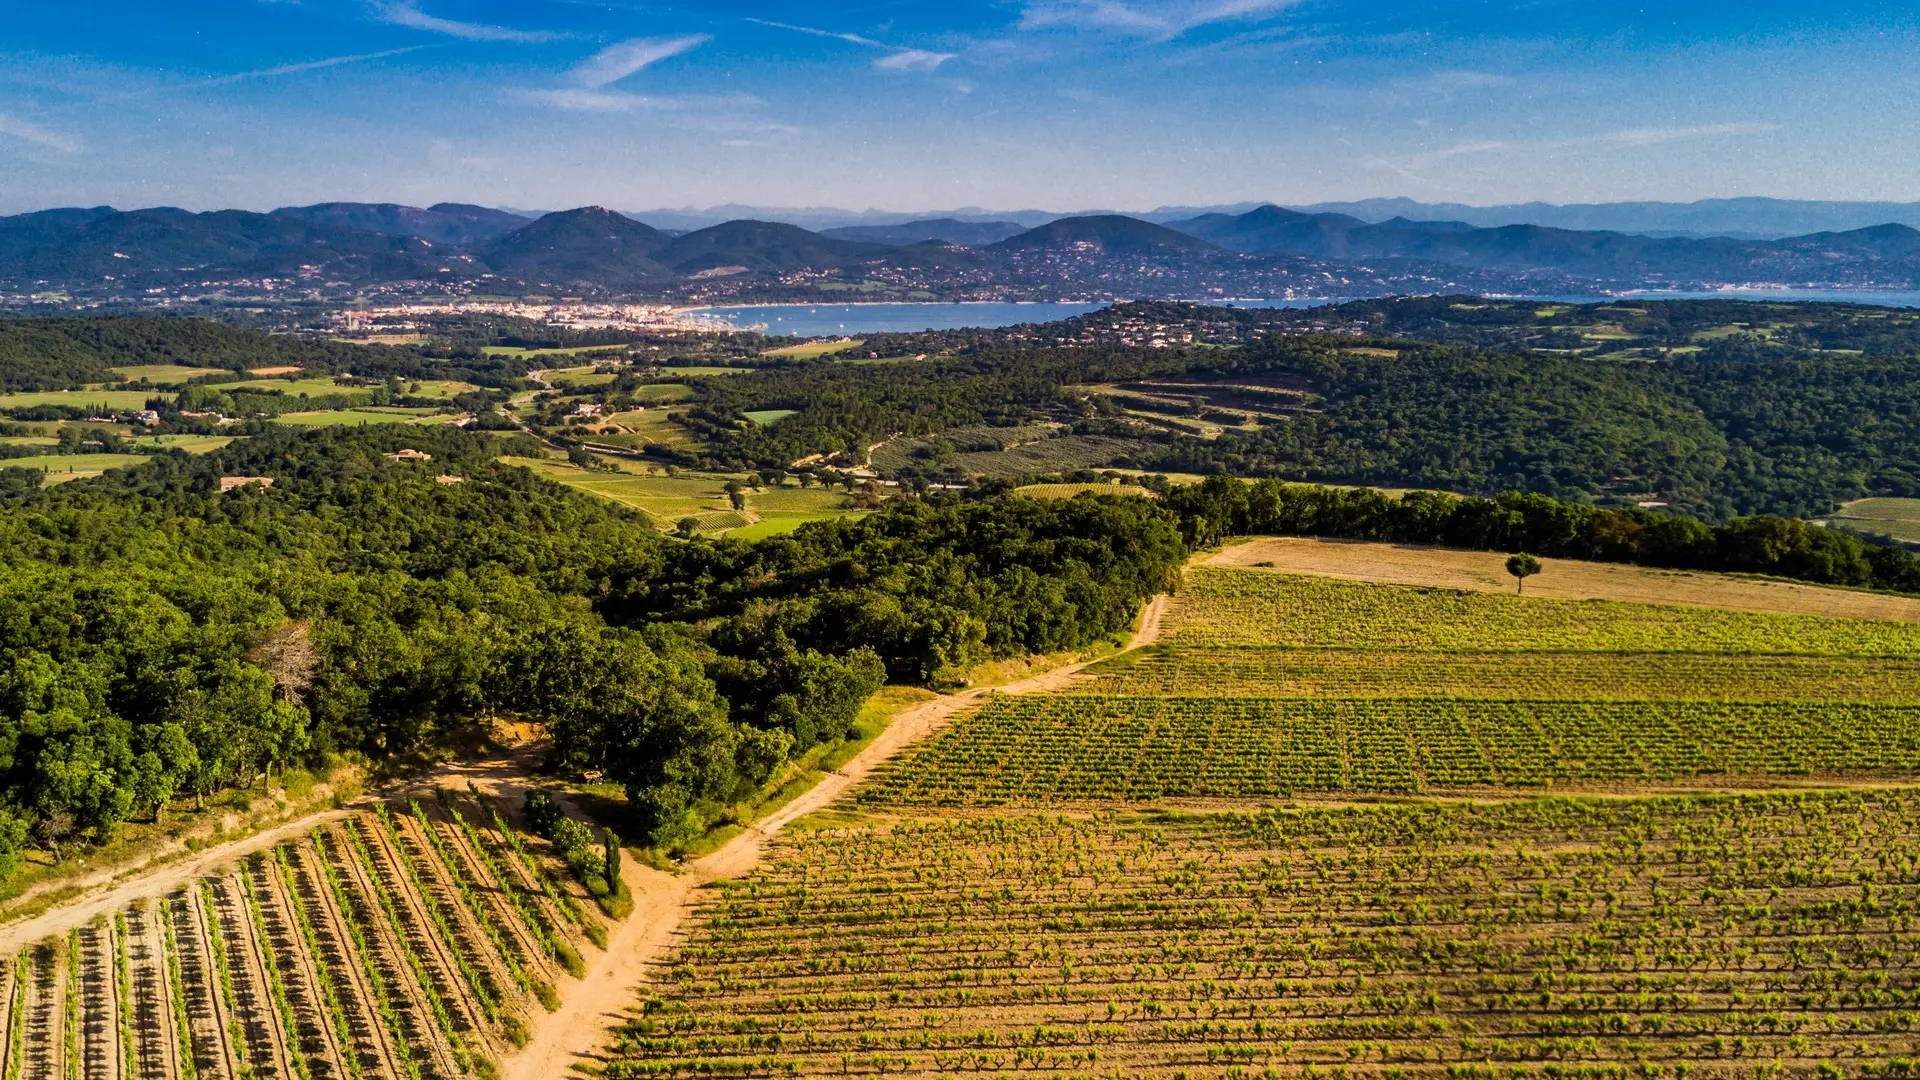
0 785 611 1079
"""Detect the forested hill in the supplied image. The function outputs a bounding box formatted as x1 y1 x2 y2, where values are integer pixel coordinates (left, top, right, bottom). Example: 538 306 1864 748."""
686 332 1920 520
0 425 1181 867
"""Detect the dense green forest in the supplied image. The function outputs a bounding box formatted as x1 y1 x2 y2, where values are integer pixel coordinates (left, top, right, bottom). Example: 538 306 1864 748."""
2 415 1917 872
0 318 396 391
9 313 1917 520
682 334 1920 519
0 425 1178 865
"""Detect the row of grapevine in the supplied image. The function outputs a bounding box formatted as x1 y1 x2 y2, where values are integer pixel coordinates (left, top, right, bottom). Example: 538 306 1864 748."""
0 793 612 1079
1166 569 1920 655
865 694 1920 804
1082 647 1920 702
603 788 1920 1079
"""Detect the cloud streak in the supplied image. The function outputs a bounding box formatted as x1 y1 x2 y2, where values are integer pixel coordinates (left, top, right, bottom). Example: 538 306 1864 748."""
1371 123 1783 180
199 47 429 87
0 111 82 153
1428 122 1782 161
568 35 709 87
1019 0 1302 38
375 2 556 42
747 18 957 73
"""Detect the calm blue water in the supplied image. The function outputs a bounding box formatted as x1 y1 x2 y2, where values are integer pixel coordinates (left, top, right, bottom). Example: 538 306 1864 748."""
695 290 1920 337
1601 288 1920 307
692 303 1101 336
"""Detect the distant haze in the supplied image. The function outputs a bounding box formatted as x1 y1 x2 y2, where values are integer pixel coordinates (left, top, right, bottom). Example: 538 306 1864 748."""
624 198 1920 241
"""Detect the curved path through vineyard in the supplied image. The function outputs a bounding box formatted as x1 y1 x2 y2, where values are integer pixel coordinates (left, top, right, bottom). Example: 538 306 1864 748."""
497 593 1171 1080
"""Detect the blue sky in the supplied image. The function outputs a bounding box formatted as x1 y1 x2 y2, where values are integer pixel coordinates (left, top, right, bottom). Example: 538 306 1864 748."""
2 1 1917 214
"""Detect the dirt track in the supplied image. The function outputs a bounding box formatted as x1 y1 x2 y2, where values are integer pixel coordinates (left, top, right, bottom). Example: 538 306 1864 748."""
497 596 1170 1080
0 595 1169 1079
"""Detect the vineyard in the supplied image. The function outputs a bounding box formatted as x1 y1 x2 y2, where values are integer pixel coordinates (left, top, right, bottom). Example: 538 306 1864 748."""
861 695 1920 803
0 784 611 1080
1080 648 1920 702
1164 570 1920 655
601 790 1920 1080
859 569 1920 804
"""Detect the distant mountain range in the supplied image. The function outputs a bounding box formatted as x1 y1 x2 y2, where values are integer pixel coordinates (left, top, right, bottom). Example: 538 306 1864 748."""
821 219 1027 246
625 197 1920 240
9 199 1920 303
1281 197 1920 240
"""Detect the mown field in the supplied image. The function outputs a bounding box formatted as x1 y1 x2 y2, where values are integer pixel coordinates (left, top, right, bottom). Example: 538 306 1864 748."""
0 784 610 1080
500 456 859 537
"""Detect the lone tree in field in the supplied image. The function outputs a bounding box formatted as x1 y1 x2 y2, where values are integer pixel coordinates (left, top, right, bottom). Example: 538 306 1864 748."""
1506 553 1542 594
676 516 702 539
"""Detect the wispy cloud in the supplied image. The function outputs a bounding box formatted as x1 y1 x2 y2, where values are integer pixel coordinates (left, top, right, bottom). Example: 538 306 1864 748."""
0 111 82 153
1019 0 1301 38
374 2 557 42
748 18 957 73
1372 122 1783 179
874 48 957 73
198 47 428 87
519 35 717 111
518 87 676 111
568 35 709 87
1429 122 1781 160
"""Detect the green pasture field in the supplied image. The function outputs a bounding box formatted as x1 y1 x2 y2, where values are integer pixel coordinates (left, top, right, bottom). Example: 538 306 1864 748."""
124 434 237 454
484 344 629 358
1832 496 1920 542
106 363 234 384
399 379 481 399
655 365 749 376
546 367 616 388
627 383 697 403
207 376 352 395
0 390 162 411
27 453 153 483
762 338 863 358
271 408 438 427
742 408 796 425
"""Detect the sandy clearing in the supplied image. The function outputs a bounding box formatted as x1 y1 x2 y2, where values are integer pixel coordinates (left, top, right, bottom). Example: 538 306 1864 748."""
0 808 356 956
1205 536 1920 623
497 597 1170 1080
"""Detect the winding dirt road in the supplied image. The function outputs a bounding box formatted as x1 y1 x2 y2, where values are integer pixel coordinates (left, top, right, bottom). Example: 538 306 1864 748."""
497 596 1169 1080
0 593 1167 1079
